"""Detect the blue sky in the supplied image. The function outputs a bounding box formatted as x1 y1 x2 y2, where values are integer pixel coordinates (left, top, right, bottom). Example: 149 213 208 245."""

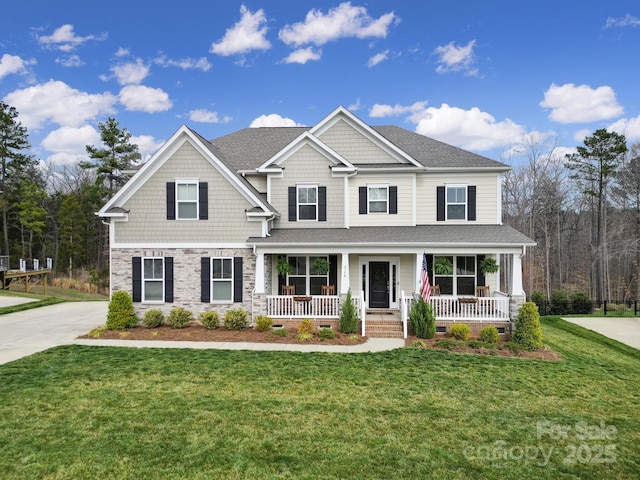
1 1 639 166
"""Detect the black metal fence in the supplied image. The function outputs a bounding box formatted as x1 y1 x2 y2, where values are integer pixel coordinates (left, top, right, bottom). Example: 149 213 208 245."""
534 299 640 316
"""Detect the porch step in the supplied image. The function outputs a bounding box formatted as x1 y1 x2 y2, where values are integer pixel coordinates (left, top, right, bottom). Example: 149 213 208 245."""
364 320 405 338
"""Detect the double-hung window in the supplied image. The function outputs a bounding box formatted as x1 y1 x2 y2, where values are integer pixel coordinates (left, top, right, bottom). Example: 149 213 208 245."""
143 258 164 301
368 185 388 213
177 182 198 219
211 257 233 302
433 255 476 296
285 255 329 295
446 186 467 220
297 185 318 221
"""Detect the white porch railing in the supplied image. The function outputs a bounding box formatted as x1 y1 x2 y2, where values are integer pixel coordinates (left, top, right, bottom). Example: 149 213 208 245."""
358 291 366 336
401 295 510 328
266 295 340 318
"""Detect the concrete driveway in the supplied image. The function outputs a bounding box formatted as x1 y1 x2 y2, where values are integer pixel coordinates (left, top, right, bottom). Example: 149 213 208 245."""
563 317 640 350
0 300 107 365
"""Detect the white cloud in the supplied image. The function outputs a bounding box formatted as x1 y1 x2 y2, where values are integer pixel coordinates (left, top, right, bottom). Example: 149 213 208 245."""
605 14 640 28
115 47 130 57
118 85 172 112
41 125 100 165
409 103 526 151
540 83 624 123
434 40 478 76
369 101 428 118
0 54 36 79
56 54 83 67
38 24 106 52
189 109 232 124
249 113 304 128
368 50 389 67
155 55 212 71
282 47 322 64
348 98 364 111
111 59 149 85
3 80 117 130
210 5 271 56
279 2 397 47
131 134 164 162
607 115 640 143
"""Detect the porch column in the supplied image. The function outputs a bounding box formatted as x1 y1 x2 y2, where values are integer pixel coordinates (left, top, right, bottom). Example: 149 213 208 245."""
510 250 525 296
340 252 350 294
415 253 422 295
254 251 265 294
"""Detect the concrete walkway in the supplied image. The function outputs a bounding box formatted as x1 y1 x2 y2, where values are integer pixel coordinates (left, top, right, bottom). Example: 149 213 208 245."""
0 297 405 365
563 317 640 350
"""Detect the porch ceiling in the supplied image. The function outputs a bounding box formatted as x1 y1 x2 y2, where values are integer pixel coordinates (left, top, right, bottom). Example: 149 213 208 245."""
248 225 535 249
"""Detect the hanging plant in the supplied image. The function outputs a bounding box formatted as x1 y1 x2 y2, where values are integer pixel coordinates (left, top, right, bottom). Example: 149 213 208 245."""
480 257 500 275
311 257 330 275
276 256 292 277
433 257 453 276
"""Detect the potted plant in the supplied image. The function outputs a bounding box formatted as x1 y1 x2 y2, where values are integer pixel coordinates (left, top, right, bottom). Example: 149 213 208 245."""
433 256 453 276
480 257 500 275
311 257 330 275
276 256 292 277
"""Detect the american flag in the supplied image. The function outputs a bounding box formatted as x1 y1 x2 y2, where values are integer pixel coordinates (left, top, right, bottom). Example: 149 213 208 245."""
420 253 431 302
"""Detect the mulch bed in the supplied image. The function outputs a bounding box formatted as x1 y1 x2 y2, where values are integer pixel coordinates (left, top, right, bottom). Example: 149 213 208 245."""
80 324 368 346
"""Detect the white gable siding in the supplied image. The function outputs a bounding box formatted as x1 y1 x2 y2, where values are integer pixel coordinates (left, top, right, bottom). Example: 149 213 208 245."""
416 172 500 225
271 144 344 229
349 174 414 227
115 141 261 244
245 175 267 194
317 119 398 164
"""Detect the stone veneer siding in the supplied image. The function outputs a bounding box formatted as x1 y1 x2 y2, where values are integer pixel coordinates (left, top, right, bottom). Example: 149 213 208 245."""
111 247 255 322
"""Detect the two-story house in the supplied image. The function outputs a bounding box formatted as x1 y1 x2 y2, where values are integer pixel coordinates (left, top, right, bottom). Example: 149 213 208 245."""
98 106 534 337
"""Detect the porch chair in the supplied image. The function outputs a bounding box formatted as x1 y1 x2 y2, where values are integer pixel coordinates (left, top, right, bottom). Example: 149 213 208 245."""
475 285 490 297
281 285 295 295
321 285 335 295
430 285 441 296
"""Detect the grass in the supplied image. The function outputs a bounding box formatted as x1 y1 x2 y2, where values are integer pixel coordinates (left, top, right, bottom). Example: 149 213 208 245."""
0 317 638 479
0 287 107 316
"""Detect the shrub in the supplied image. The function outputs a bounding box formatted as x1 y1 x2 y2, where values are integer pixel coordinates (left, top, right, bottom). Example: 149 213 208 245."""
550 289 570 315
142 309 164 328
410 295 436 339
106 290 137 330
570 291 593 314
408 339 426 349
166 307 193 329
479 326 500 344
224 308 248 330
530 290 547 314
339 290 359 334
512 302 543 351
434 338 458 350
317 328 335 340
297 332 313 342
502 341 522 354
88 325 107 338
297 318 315 335
270 328 288 338
199 311 219 330
255 315 273 332
450 322 471 340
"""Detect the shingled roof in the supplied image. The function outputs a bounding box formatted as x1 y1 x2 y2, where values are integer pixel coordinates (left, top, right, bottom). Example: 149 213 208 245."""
208 124 509 172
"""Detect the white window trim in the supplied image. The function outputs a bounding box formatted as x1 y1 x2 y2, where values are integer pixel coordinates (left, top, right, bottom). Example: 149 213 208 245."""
211 257 233 303
142 257 164 303
286 255 329 295
297 184 318 221
433 255 476 296
446 184 467 221
176 180 199 220
368 184 389 214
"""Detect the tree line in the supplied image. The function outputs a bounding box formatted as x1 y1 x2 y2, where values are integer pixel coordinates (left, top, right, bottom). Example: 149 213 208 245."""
1 101 638 300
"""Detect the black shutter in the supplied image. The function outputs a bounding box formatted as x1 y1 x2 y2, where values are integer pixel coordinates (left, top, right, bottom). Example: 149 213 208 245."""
277 255 285 294
201 257 210 302
288 187 297 221
318 186 327 221
329 255 338 291
427 254 434 286
166 182 176 220
199 182 208 220
389 186 398 214
436 186 445 221
467 186 476 221
359 187 367 214
477 255 486 286
164 257 174 302
132 257 142 302
233 257 243 302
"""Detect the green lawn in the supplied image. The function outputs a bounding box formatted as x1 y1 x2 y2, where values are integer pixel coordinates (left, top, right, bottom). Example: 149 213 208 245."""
0 317 638 479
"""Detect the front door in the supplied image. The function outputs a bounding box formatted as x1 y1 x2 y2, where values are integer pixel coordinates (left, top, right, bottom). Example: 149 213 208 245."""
369 261 390 308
